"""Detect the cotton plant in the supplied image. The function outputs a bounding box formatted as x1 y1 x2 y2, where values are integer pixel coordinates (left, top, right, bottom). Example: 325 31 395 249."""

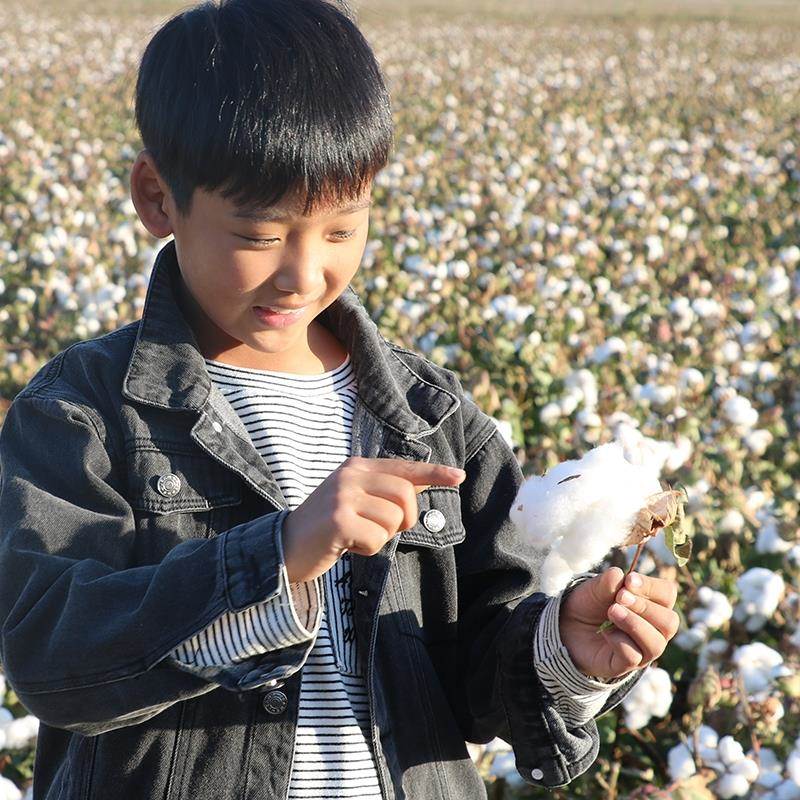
509 440 691 597
668 725 760 798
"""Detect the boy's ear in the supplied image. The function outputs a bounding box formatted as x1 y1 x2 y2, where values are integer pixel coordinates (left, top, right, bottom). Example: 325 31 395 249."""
130 149 174 239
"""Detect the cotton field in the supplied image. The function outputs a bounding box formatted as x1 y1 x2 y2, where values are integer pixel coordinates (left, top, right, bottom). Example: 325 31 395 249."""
0 0 798 798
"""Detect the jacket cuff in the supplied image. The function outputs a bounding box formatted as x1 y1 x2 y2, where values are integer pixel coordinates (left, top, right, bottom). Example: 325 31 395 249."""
500 587 647 789
168 565 322 668
221 508 291 612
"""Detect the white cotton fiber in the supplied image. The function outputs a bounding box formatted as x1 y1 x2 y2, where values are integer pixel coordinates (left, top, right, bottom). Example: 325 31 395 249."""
509 441 663 595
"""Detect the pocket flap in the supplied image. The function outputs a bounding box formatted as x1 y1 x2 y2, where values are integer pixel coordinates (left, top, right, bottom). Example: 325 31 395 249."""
399 486 466 548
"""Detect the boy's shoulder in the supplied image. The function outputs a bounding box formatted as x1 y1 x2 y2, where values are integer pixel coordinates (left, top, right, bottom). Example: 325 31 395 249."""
16 320 141 410
379 337 497 453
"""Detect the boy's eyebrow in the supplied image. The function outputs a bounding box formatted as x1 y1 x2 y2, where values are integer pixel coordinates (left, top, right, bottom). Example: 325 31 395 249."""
232 198 372 223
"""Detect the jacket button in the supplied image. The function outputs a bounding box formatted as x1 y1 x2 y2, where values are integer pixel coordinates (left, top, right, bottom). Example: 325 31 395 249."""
212 421 223 433
262 690 288 715
422 509 446 533
531 768 544 780
156 473 181 497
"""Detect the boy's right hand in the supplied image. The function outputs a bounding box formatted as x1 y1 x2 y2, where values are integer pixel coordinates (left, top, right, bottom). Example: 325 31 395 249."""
280 456 467 583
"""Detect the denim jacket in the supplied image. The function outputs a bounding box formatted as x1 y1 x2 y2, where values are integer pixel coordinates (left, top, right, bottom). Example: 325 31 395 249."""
0 238 642 799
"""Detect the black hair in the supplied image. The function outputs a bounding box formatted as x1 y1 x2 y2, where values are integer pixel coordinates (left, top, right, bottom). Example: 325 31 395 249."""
134 0 393 218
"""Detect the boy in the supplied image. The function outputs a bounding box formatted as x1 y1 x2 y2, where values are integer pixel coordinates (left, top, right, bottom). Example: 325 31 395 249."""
0 0 680 798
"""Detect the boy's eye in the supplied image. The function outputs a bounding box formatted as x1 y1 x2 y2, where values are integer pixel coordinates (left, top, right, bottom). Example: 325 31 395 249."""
242 229 356 246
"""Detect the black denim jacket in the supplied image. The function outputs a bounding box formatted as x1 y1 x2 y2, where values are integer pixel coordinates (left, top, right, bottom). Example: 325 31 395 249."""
0 239 641 799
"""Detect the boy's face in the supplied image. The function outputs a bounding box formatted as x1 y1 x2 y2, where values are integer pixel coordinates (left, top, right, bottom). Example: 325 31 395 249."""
131 152 372 372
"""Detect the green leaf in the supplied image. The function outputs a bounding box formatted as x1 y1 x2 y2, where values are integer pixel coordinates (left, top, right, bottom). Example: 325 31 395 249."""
665 495 693 567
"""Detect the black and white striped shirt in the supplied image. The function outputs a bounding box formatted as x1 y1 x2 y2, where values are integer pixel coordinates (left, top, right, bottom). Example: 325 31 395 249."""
168 353 630 795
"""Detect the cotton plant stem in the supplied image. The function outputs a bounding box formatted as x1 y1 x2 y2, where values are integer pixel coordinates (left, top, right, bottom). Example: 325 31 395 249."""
736 673 762 768
627 541 647 575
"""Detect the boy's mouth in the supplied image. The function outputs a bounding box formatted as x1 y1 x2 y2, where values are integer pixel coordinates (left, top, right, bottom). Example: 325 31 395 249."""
253 305 307 327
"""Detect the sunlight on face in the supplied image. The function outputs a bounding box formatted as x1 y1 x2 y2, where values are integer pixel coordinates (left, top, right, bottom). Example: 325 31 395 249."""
169 184 372 369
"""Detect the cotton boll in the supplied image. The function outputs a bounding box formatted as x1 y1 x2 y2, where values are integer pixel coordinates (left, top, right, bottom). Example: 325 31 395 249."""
668 743 696 781
787 738 800 785
510 442 662 594
0 776 22 800
733 642 786 694
490 418 515 451
718 736 746 767
733 568 785 632
716 772 753 798
744 429 773 456
698 638 729 671
718 509 745 534
690 586 733 631
0 715 39 750
756 518 793 554
621 667 673 729
755 748 785 789
722 395 759 429
539 402 562 426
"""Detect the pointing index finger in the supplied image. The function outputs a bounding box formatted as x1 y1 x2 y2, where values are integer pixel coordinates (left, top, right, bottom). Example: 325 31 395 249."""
625 571 679 609
367 457 466 486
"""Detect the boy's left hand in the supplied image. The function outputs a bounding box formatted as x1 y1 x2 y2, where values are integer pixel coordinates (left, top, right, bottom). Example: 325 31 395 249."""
559 567 680 681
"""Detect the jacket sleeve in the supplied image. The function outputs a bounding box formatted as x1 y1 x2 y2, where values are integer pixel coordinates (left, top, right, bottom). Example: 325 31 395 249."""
453 408 645 789
0 391 316 736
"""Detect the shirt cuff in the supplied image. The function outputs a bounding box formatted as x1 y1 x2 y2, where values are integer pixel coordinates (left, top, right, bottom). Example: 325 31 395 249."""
533 572 641 726
169 525 322 668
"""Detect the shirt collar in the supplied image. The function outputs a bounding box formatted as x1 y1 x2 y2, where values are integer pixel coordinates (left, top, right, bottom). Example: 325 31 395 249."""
121 238 460 438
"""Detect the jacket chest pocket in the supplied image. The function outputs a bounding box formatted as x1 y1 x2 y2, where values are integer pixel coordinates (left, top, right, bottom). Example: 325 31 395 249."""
398 486 466 549
126 444 243 514
125 443 244 553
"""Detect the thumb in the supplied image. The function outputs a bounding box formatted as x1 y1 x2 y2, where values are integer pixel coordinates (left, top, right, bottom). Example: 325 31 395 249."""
586 566 626 610
563 566 626 625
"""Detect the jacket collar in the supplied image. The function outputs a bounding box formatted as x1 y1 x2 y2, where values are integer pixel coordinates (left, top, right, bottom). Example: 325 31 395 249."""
121 238 459 438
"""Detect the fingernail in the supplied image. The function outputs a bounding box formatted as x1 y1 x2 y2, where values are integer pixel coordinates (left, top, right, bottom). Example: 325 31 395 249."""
448 467 466 478
610 604 628 620
628 572 643 588
619 590 635 606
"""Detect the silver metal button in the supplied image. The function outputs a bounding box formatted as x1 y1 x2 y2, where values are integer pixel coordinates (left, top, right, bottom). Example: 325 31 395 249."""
422 508 446 533
262 690 288 714
212 421 223 433
531 768 544 780
156 473 181 497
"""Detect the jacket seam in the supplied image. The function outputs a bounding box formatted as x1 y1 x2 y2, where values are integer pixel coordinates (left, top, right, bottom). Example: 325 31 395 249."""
464 421 499 464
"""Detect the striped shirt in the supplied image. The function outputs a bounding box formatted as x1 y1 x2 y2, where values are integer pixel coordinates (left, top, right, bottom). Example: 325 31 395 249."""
168 352 631 796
